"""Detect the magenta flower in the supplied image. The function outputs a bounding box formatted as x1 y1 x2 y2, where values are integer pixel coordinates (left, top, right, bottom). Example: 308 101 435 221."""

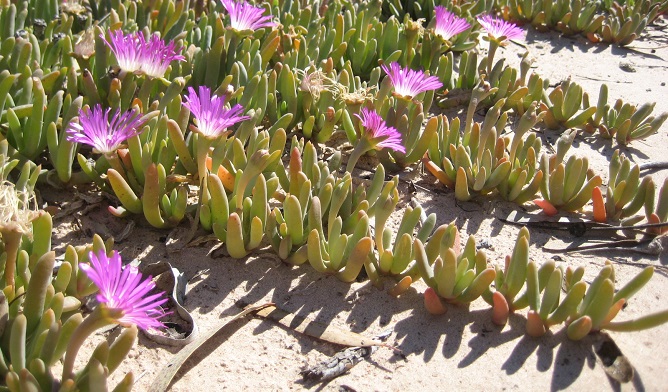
381 62 443 100
102 30 185 78
66 105 145 155
433 6 470 41
183 86 250 139
80 250 167 330
356 108 406 153
346 108 405 172
477 15 525 44
220 0 276 31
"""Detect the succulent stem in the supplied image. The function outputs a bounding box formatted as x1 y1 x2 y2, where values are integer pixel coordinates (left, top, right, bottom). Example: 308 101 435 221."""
104 152 127 181
486 41 499 79
394 97 409 120
61 306 123 381
346 138 371 173
195 135 214 185
0 223 22 291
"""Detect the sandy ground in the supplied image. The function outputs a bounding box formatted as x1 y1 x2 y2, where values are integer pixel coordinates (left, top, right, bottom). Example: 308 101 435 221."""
48 18 668 392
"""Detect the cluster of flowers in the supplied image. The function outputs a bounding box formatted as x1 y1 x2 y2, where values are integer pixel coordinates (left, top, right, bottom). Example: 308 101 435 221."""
66 0 525 334
65 0 282 359
432 6 525 42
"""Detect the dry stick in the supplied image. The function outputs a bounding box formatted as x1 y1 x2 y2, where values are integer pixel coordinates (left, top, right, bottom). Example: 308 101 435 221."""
639 161 668 172
574 74 632 84
542 238 654 253
149 303 402 391
301 346 375 382
626 44 668 50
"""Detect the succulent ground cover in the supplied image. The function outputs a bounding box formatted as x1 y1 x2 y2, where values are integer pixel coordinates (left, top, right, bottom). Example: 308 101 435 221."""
0 0 668 390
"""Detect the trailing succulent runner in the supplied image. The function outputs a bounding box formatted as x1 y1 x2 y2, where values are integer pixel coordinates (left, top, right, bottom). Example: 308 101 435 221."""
497 0 664 46
499 0 603 38
522 259 586 338
266 143 340 264
424 83 545 203
496 102 545 204
563 262 668 340
585 84 668 145
205 149 281 258
591 150 650 224
366 200 437 296
534 130 602 215
646 176 668 235
267 144 398 281
301 172 373 282
540 77 596 131
477 228 668 339
483 227 531 326
416 223 496 315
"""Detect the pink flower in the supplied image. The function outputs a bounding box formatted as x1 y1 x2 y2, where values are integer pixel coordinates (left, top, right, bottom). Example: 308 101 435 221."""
183 86 250 139
220 0 276 31
80 250 167 330
477 15 525 43
102 30 185 78
355 108 406 153
66 105 146 155
381 62 443 100
433 6 470 41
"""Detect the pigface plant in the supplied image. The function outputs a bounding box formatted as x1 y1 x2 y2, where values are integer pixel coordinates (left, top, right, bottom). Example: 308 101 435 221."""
534 131 602 215
483 227 530 326
586 84 668 145
591 150 650 224
416 223 496 315
425 83 512 201
565 263 668 340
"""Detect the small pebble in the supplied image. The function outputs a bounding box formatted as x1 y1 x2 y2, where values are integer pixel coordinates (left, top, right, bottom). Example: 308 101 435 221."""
619 61 636 72
477 239 494 250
